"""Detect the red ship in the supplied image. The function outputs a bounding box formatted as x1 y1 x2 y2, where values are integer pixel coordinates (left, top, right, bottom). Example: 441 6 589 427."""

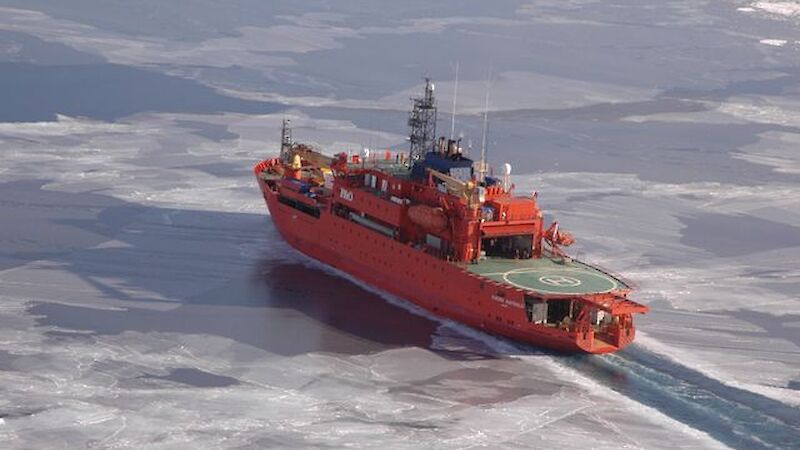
254 80 648 353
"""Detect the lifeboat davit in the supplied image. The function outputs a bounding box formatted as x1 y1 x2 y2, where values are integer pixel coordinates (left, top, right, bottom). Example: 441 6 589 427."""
407 205 448 232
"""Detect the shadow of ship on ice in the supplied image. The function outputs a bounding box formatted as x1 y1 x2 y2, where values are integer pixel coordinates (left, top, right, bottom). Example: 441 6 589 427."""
2 180 494 358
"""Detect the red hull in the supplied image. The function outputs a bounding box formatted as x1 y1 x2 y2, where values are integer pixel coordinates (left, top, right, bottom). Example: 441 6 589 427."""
256 174 636 354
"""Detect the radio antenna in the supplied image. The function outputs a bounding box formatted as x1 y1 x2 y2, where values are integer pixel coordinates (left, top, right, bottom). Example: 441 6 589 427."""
479 68 492 181
450 61 459 139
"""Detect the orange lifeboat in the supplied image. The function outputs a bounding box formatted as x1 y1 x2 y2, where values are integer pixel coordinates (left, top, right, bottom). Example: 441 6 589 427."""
407 205 448 233
544 221 575 247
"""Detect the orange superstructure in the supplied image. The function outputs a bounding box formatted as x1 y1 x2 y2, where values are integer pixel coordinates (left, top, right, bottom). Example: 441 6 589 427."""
254 80 647 353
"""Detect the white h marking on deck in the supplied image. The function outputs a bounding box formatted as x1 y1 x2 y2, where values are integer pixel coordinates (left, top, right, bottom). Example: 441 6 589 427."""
538 275 582 287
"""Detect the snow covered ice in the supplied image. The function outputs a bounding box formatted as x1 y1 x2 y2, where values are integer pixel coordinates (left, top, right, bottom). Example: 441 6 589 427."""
0 1 798 449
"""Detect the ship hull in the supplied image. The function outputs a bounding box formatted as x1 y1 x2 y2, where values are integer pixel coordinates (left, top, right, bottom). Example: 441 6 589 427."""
257 175 635 354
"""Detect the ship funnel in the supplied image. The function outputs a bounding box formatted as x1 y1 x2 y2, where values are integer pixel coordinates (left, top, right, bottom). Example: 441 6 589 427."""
502 163 512 191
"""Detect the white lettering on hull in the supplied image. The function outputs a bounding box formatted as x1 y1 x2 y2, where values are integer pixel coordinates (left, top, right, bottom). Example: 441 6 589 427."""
339 188 354 201
491 294 524 309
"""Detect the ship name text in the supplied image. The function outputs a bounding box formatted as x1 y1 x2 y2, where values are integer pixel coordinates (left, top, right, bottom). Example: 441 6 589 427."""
491 295 524 309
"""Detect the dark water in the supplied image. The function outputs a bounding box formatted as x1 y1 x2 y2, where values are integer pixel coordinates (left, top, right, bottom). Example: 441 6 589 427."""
0 181 431 358
0 30 105 65
28 259 441 358
0 62 281 122
0 0 520 41
28 255 440 358
0 179 146 270
680 212 800 258
141 367 240 388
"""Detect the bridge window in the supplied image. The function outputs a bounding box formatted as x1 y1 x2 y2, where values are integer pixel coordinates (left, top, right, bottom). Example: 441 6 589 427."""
482 235 533 259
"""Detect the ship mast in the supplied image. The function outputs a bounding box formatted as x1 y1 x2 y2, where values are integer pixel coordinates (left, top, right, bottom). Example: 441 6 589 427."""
280 118 293 163
408 78 437 163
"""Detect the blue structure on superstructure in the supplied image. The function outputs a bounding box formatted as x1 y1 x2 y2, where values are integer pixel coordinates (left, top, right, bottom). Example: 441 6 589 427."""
411 137 474 182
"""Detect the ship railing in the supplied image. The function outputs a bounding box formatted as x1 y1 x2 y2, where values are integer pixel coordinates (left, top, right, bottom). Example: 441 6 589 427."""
253 159 271 175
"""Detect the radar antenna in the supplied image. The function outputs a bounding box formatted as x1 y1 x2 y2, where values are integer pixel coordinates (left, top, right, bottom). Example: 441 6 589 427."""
408 78 437 164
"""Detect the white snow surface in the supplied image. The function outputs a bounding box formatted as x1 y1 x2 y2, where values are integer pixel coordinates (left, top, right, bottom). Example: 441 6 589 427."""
760 38 788 45
750 1 800 17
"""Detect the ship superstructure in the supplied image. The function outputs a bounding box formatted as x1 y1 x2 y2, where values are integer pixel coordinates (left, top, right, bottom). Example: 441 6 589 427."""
254 80 648 353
